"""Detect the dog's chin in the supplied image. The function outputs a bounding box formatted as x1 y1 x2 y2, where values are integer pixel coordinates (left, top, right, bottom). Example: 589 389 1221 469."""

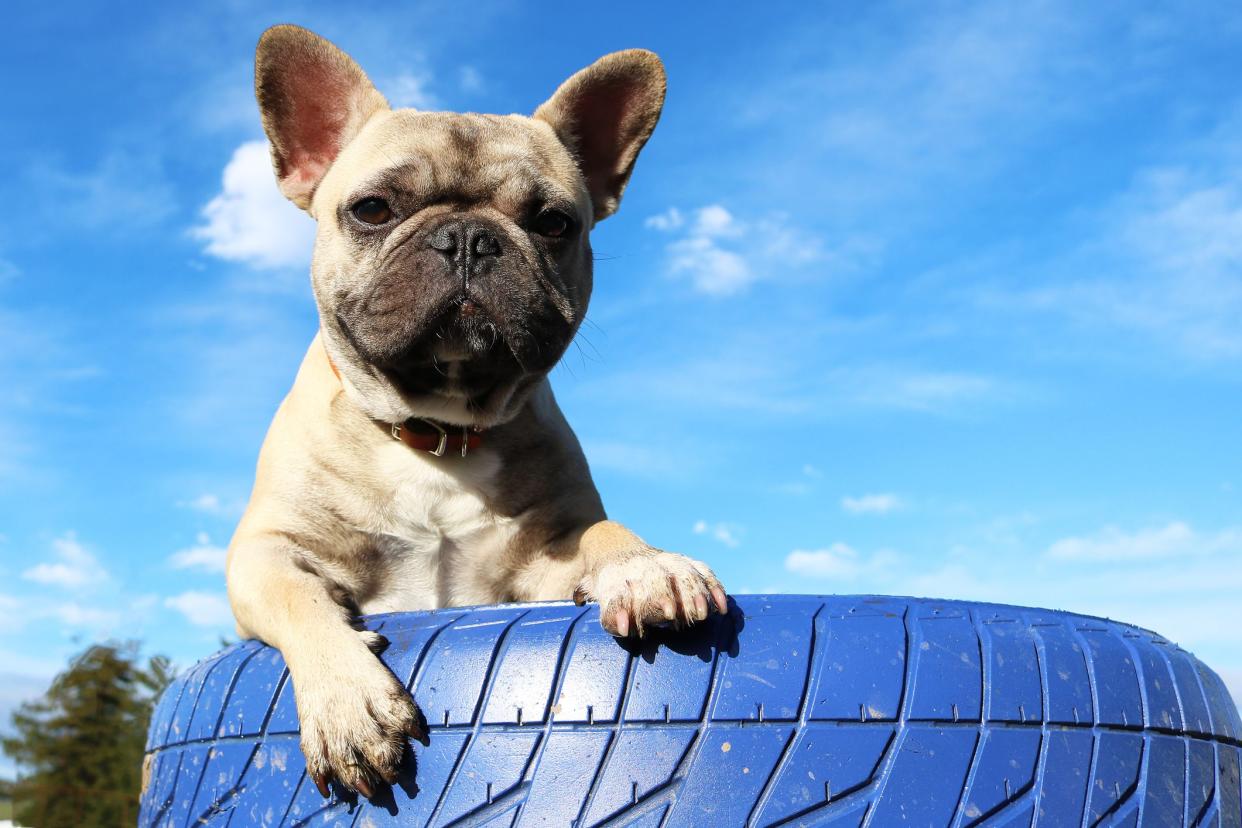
338 296 573 426
370 311 530 421
382 344 517 401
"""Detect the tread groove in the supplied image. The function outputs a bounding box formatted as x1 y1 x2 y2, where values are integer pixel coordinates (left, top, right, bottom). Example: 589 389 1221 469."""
424 608 529 827
745 600 825 826
571 635 641 827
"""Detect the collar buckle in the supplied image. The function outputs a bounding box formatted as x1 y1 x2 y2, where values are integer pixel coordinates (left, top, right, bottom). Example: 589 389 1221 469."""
417 418 449 457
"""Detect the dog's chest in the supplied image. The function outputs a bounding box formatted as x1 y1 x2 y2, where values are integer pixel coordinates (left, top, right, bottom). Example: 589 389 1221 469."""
357 441 519 612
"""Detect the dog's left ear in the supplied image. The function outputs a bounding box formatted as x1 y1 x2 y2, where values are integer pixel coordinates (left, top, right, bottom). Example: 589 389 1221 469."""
534 50 666 223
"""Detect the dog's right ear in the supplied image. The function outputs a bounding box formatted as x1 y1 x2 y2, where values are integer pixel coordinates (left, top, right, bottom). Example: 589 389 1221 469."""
255 25 389 210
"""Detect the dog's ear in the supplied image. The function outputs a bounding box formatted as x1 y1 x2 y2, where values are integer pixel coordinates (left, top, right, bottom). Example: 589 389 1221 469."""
255 25 390 210
534 50 666 223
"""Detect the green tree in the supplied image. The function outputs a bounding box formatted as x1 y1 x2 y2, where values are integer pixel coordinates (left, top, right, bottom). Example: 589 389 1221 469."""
1 642 174 828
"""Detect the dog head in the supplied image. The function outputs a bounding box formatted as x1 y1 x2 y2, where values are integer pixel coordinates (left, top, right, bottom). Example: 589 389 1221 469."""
254 25 665 426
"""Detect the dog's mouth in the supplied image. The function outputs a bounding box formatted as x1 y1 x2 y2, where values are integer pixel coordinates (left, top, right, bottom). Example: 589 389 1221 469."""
367 297 525 402
335 275 577 414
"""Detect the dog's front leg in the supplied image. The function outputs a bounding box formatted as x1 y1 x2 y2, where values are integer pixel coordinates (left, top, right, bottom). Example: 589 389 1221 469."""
227 534 425 798
513 520 728 637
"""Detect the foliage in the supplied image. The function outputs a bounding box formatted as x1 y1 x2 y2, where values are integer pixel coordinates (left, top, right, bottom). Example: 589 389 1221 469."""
1 642 174 828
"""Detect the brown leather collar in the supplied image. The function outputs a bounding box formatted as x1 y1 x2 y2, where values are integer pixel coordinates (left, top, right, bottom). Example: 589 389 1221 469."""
387 418 484 457
324 343 485 458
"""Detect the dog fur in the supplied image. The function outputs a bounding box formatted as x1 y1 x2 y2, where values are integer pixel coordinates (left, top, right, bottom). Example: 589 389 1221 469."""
225 25 727 798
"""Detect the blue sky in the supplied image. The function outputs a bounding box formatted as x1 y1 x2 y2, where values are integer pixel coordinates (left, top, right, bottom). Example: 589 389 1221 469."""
2 1 1241 772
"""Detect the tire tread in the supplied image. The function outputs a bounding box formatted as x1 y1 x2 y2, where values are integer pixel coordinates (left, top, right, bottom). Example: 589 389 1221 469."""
139 596 1242 827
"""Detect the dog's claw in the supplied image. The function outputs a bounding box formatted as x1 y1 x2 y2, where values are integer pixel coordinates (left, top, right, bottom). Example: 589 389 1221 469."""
614 607 630 637
354 775 373 799
711 586 728 614
694 593 708 620
312 772 331 799
572 585 589 606
407 719 430 747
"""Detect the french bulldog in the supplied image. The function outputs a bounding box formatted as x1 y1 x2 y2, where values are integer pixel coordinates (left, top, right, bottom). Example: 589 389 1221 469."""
226 24 728 799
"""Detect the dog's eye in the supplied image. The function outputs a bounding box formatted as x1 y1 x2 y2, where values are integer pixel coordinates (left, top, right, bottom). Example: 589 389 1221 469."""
532 210 572 238
351 198 393 225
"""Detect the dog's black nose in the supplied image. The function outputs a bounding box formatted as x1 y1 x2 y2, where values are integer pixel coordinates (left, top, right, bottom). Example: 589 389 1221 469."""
427 220 501 259
427 225 457 253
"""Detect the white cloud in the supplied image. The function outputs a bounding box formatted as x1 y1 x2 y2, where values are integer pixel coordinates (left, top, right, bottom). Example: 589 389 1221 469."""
977 111 1242 363
779 464 825 495
693 520 741 548
185 493 222 512
178 492 243 519
648 204 826 296
22 533 109 590
580 344 1013 421
51 602 121 629
841 493 902 515
1060 168 1242 359
786 543 869 579
668 237 754 297
693 205 741 237
164 591 233 628
850 371 1000 412
737 3 1091 211
1046 521 1241 562
193 140 316 269
386 71 437 109
169 532 228 573
645 208 684 232
785 543 902 580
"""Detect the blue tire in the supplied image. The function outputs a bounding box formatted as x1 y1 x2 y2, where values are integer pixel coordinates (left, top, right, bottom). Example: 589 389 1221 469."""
140 595 1242 826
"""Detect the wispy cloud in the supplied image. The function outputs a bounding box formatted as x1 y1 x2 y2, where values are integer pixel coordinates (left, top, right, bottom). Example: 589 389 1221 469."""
385 71 438 110
844 369 1004 413
737 2 1095 212
577 334 1016 420
26 149 178 235
1001 156 1242 361
168 532 228 573
49 602 122 629
645 204 828 296
164 591 232 628
693 520 741 548
841 493 902 515
22 533 110 590
152 290 315 446
785 543 900 580
178 492 243 519
777 464 825 495
458 66 484 93
192 140 315 269
581 439 688 479
1047 521 1241 562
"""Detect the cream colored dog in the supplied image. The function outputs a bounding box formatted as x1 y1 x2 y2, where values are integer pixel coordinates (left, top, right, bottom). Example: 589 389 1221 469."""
226 25 727 799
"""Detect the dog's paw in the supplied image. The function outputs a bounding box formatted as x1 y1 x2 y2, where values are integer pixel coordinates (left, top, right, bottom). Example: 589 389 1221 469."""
575 550 728 637
293 642 426 799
